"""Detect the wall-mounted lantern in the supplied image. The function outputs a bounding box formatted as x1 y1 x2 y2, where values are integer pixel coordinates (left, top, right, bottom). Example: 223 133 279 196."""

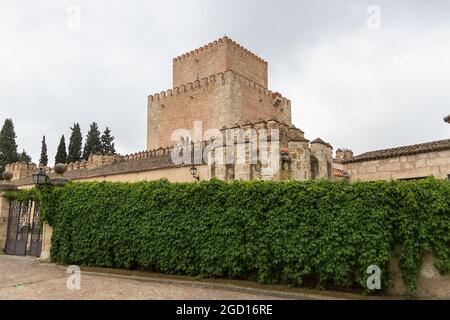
190 166 200 181
32 168 49 186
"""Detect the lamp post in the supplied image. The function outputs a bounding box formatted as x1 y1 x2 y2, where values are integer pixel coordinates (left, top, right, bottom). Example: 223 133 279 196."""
190 166 200 181
32 168 49 186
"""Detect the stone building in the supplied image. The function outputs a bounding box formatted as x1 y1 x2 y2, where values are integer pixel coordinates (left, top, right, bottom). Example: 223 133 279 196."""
4 37 336 186
334 117 450 182
148 37 291 150
1 37 449 185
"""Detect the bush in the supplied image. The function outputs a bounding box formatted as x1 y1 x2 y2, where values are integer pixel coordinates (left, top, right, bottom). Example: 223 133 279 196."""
11 178 450 293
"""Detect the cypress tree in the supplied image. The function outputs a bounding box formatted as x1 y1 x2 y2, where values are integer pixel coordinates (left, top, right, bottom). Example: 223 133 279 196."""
55 135 68 165
82 122 102 160
40 135 48 166
101 127 116 154
0 119 19 177
18 149 32 164
67 123 82 163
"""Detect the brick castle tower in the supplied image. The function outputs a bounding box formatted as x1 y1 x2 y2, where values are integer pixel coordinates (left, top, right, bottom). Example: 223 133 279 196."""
147 36 292 150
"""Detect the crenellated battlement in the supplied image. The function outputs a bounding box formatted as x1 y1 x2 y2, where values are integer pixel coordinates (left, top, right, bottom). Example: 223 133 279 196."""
4 162 38 181
218 119 304 144
149 72 225 102
121 146 174 161
149 70 290 107
172 36 267 65
65 153 122 172
172 36 269 88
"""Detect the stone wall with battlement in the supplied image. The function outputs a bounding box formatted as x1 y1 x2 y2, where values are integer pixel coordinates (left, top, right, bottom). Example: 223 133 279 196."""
173 36 268 88
5 162 37 181
5 120 336 186
148 37 292 151
147 70 291 150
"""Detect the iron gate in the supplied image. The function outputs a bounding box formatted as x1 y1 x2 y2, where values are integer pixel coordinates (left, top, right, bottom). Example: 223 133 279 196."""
4 200 42 257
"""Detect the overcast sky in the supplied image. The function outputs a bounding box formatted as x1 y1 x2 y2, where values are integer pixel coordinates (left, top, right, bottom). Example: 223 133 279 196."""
0 0 449 164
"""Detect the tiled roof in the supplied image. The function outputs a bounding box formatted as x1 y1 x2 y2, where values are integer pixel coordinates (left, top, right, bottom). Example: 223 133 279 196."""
343 139 450 164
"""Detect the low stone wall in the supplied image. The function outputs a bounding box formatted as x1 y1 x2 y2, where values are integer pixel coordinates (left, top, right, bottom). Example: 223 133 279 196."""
389 250 450 299
11 159 209 189
0 184 17 252
75 164 208 184
345 150 450 181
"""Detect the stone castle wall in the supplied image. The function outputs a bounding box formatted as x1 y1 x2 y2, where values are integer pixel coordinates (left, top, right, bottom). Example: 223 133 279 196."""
5 120 334 187
147 70 291 150
4 162 37 181
207 120 333 182
148 36 291 151
5 153 123 181
5 149 177 183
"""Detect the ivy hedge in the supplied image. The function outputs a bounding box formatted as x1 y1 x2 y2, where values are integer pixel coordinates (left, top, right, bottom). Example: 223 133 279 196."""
8 178 450 293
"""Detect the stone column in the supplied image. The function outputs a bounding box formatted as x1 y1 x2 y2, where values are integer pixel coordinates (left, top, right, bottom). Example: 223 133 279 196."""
0 183 17 253
40 224 53 262
39 165 69 262
212 145 228 181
